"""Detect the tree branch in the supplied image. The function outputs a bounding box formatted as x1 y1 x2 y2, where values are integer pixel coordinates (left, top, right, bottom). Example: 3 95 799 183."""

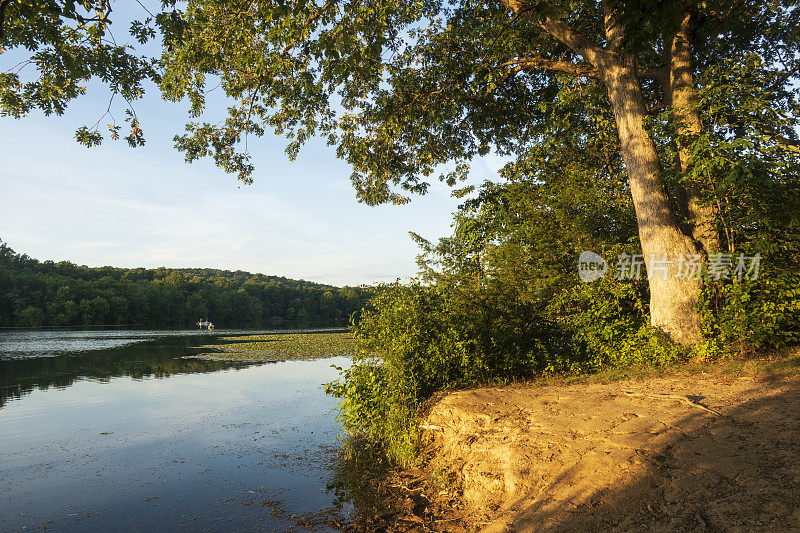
495 0 604 66
767 64 800 94
500 56 599 80
772 134 800 152
603 0 623 51
723 112 800 153
281 2 332 58
538 16 603 66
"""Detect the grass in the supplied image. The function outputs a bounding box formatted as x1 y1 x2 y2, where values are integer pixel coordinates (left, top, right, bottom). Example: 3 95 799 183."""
184 331 360 362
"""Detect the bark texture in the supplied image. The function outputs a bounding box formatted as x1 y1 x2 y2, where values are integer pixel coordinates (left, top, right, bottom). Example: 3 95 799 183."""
600 54 703 344
497 0 706 344
667 9 720 253
599 3 702 344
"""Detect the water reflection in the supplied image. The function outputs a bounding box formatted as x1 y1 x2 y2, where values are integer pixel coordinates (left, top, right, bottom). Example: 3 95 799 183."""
0 329 339 408
0 331 353 531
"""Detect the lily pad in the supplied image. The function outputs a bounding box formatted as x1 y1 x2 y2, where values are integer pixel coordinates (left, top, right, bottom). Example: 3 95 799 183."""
184 331 359 362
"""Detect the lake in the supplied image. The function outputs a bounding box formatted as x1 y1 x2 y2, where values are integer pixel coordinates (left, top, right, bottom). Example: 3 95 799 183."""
0 329 353 531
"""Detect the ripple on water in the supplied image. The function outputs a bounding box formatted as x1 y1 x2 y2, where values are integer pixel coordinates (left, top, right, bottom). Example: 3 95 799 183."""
0 331 354 531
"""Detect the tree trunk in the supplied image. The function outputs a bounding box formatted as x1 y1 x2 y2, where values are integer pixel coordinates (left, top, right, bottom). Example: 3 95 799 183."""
499 0 708 344
600 53 703 344
668 9 720 253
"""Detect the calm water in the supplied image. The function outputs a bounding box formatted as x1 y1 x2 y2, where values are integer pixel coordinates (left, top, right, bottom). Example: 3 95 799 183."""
0 330 352 531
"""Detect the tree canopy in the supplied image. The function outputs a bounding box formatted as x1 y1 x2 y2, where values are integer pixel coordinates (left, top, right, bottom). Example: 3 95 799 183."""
2 0 799 343
148 0 799 199
6 2 797 196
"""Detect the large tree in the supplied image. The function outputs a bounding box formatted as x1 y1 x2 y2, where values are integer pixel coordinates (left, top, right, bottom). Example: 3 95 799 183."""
155 0 798 344
3 0 798 343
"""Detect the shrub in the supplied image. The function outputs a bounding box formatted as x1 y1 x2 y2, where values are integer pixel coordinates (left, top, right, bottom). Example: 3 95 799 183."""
549 274 689 370
325 278 686 465
700 270 800 356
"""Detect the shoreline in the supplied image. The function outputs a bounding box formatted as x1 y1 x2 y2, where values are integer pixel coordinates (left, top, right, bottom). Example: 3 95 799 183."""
361 349 800 531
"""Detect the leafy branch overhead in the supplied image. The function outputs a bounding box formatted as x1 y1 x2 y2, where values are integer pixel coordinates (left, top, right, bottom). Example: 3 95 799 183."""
151 0 799 208
2 1 798 205
0 1 158 146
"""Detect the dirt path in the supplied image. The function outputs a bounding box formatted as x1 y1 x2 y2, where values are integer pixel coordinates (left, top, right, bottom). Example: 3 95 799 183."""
415 371 800 532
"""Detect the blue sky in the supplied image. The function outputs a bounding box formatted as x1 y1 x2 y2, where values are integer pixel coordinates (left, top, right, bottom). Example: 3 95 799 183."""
0 5 505 286
0 95 505 286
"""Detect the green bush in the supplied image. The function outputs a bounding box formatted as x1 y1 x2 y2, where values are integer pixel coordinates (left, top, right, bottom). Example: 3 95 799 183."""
325 278 686 465
326 282 558 464
700 271 800 356
549 274 689 370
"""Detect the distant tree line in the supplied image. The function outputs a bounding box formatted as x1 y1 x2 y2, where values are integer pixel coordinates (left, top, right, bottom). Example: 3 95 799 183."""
0 240 371 329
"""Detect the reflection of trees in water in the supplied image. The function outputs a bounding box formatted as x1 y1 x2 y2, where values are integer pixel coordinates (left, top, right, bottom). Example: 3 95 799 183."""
325 438 395 527
0 337 248 408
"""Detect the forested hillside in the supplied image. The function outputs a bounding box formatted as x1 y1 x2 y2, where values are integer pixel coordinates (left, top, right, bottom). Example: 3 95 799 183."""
0 240 370 329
